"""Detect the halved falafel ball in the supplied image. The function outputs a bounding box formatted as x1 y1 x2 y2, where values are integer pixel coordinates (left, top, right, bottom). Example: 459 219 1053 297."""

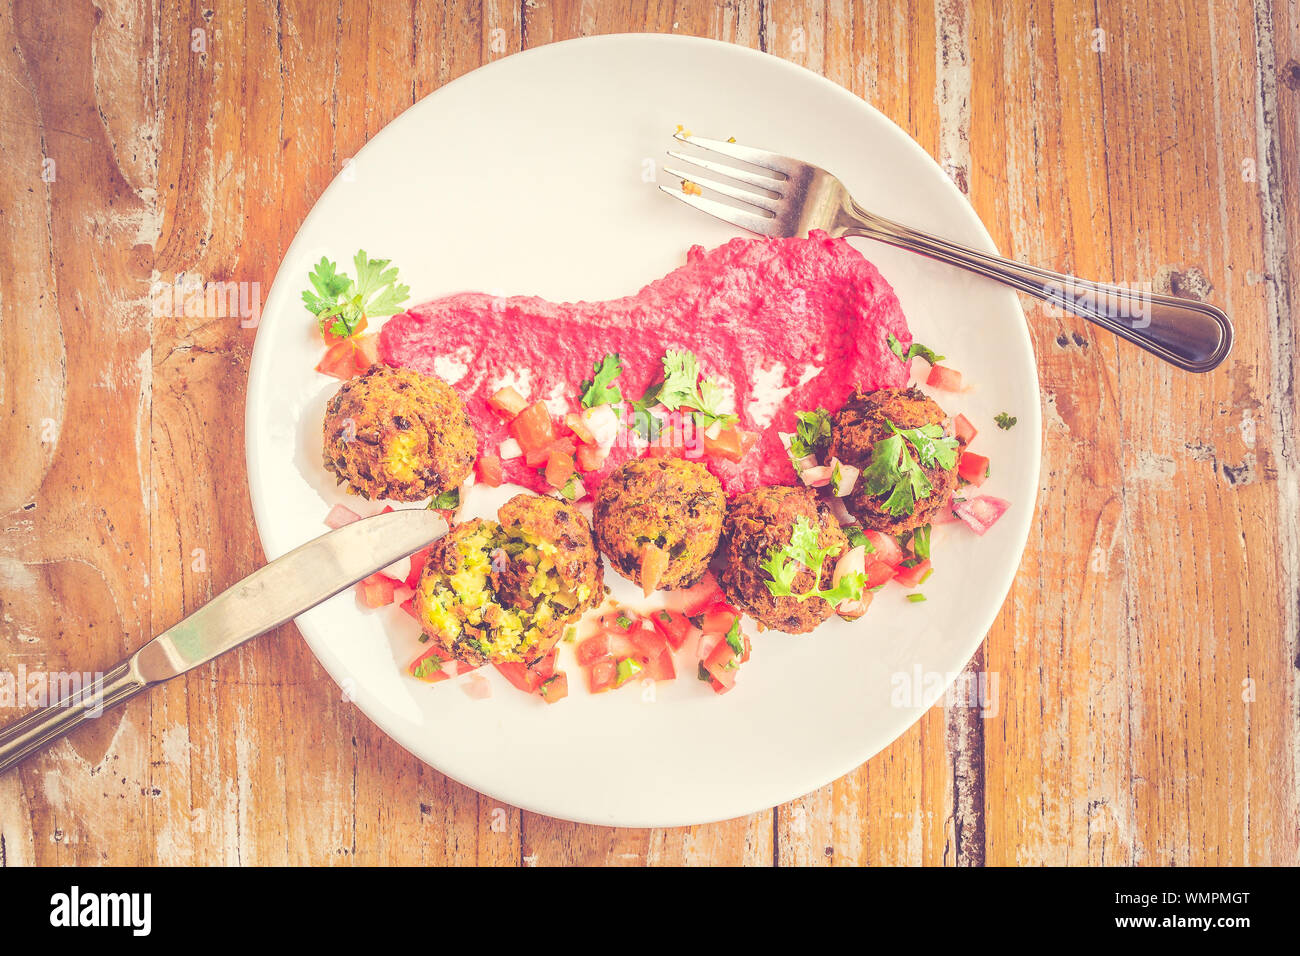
323 365 476 502
594 458 726 595
828 386 960 535
413 494 602 667
719 485 849 634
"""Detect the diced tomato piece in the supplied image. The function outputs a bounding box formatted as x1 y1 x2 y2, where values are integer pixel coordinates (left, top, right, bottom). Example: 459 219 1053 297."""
359 572 399 608
668 572 724 616
399 596 418 620
495 652 556 695
575 443 607 473
703 428 758 463
316 340 361 380
958 452 990 487
703 639 741 691
405 545 433 589
639 543 669 596
322 315 368 346
408 644 451 682
325 503 362 529
926 364 963 391
539 672 568 703
489 386 529 419
477 453 503 487
526 437 577 468
954 413 977 445
862 530 905 568
509 402 557 452
588 656 618 693
564 412 597 445
709 676 732 695
393 584 415 607
649 608 695 650
644 650 676 682
545 450 576 489
953 496 1010 535
627 621 667 658
644 438 680 458
893 559 931 589
576 634 609 667
864 558 896 589
351 333 379 371
700 603 740 636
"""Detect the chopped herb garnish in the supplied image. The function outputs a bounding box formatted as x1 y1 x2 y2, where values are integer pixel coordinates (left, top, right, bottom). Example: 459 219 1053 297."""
886 332 945 366
845 525 871 549
760 516 865 605
429 488 460 510
907 593 927 603
860 421 960 517
558 475 582 501
994 412 1018 430
911 524 931 561
787 407 832 459
303 251 409 339
697 663 712 682
724 618 744 656
615 614 632 630
615 657 643 686
652 349 738 431
563 626 577 643
579 353 625 407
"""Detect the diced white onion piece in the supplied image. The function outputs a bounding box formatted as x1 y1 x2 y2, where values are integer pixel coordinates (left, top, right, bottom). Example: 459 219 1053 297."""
325 503 362 529
830 458 859 497
829 497 855 526
792 453 819 472
498 438 523 460
833 546 868 617
705 420 723 440
581 403 621 450
462 674 492 699
799 464 833 488
778 431 795 452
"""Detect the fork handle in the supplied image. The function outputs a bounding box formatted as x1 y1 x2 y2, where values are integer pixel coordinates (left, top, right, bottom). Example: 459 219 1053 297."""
839 204 1233 372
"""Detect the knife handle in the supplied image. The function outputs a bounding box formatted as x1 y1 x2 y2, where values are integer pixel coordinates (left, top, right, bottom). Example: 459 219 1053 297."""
0 660 147 775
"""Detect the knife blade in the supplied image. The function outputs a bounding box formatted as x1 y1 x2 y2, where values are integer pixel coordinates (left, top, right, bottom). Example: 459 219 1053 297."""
0 508 446 774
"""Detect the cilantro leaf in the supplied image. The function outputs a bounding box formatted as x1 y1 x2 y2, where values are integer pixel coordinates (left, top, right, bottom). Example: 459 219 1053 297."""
862 434 932 517
653 349 737 431
845 526 871 550
888 422 960 470
994 412 1018 430
579 353 625 407
724 618 744 656
429 488 460 509
787 407 832 459
886 332 945 366
911 524 931 561
759 516 864 606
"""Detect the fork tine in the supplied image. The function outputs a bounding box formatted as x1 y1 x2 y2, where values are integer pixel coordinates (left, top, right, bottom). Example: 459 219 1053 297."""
665 149 786 189
656 185 777 236
671 132 798 175
661 164 780 212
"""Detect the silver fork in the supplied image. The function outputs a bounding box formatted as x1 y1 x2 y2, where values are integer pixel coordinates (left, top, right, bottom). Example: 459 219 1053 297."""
660 132 1233 373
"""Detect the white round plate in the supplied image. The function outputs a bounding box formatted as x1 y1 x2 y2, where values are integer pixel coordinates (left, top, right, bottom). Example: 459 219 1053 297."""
246 34 1041 827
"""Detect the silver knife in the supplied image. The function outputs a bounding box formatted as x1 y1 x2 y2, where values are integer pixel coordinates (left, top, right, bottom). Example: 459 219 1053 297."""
0 508 445 775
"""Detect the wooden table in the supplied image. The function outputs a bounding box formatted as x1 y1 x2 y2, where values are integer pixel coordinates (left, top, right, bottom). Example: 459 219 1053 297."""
1 0 1296 867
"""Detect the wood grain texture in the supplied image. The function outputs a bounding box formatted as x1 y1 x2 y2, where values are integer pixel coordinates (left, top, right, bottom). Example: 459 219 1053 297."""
0 0 1295 866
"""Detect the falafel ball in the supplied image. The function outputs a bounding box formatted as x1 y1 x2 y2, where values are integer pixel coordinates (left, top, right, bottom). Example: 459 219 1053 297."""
719 485 849 634
828 386 960 535
322 364 476 502
413 494 602 666
593 458 726 594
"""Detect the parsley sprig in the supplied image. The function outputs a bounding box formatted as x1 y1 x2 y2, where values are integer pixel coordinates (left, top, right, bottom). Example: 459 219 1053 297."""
886 332 944 366
303 251 410 339
861 421 960 517
626 349 738 439
579 353 625 407
760 516 865 605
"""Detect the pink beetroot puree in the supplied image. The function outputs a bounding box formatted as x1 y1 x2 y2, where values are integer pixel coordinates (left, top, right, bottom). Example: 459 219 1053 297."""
378 230 913 495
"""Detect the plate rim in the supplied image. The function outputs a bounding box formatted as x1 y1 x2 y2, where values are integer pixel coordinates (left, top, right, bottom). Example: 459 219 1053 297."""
244 32 1042 827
